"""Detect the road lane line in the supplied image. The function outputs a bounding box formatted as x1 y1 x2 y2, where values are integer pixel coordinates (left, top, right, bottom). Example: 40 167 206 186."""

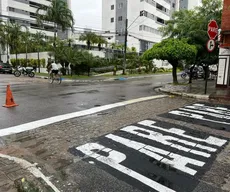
0 95 167 137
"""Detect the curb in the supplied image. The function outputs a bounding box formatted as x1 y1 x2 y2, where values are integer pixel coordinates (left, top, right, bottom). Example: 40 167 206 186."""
35 73 172 83
159 88 210 100
0 153 60 192
35 76 116 83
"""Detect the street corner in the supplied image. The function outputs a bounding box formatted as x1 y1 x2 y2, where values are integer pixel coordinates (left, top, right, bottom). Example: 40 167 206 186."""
69 116 229 192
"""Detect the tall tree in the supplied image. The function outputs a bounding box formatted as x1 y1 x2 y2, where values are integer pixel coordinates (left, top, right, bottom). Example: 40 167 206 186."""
21 28 31 64
160 0 222 67
32 31 46 73
143 38 197 84
0 20 7 61
96 36 108 51
6 22 24 65
79 32 98 50
36 0 74 48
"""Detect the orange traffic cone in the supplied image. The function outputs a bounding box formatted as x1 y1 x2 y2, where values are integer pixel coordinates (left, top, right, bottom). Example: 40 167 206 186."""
3 85 19 108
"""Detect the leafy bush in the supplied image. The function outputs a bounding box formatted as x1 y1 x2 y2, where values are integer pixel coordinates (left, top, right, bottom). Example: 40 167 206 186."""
10 58 46 67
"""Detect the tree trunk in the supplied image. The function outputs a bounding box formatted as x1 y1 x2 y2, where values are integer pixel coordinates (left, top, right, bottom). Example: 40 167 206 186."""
87 67 90 77
172 62 178 84
189 64 195 84
38 51 40 73
6 44 9 64
26 44 28 66
87 40 90 50
16 51 18 67
54 30 57 48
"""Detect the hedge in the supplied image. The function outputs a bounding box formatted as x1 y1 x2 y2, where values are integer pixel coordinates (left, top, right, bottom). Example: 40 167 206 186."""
10 58 46 68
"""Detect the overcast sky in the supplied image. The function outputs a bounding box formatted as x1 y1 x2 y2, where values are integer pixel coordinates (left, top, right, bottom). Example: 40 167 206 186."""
71 0 102 30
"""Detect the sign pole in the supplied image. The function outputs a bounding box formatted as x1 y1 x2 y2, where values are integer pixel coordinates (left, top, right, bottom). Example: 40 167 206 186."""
205 20 218 94
204 54 209 95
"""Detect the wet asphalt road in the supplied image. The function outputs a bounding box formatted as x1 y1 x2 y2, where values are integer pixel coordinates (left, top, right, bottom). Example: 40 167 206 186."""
0 74 173 129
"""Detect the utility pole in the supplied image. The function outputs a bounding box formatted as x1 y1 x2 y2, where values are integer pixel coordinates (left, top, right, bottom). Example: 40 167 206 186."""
123 18 128 75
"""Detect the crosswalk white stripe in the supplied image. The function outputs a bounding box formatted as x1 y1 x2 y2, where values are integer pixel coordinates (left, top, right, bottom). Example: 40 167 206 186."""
193 104 230 112
138 120 223 148
121 125 211 158
106 134 205 176
169 110 230 126
77 143 176 192
180 108 230 120
186 105 230 116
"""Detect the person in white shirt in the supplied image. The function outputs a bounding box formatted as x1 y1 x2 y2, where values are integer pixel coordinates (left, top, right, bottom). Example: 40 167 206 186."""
50 61 59 76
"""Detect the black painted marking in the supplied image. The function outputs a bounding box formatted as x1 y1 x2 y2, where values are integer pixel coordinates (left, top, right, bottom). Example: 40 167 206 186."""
69 119 228 192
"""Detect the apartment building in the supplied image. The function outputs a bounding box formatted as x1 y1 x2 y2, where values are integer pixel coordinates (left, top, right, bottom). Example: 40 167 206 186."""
0 0 71 38
179 0 202 10
102 0 179 53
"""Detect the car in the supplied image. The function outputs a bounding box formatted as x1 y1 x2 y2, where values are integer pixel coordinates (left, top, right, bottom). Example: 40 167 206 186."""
0 63 13 74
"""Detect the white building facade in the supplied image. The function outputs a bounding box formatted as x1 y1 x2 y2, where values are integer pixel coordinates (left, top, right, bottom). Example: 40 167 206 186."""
0 0 71 38
102 0 179 53
179 0 202 10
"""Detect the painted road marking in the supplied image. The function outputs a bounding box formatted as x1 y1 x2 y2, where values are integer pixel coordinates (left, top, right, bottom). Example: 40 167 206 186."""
76 143 176 192
106 134 205 176
161 103 230 131
0 95 167 137
121 125 211 157
138 120 226 147
70 120 228 192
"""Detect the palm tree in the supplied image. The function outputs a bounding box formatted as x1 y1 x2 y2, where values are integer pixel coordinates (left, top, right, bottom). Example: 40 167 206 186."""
36 0 74 48
0 20 7 61
96 36 108 51
6 22 24 66
79 32 98 50
21 27 31 64
32 31 46 73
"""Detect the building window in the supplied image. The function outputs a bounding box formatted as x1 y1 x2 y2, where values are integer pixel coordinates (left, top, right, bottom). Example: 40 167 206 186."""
118 3 123 9
111 5 114 10
156 3 167 12
172 3 175 8
139 24 162 35
140 10 147 17
156 17 165 24
118 16 123 21
111 17 114 23
9 7 15 12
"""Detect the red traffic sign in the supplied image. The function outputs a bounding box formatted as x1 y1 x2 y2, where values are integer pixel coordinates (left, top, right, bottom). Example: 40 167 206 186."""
207 20 218 39
206 39 215 52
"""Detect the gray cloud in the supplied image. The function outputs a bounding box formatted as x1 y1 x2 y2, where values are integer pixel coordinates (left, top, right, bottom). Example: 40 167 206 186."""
71 0 102 29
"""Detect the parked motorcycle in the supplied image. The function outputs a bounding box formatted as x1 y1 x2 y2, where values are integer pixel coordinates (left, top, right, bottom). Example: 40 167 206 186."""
14 66 35 78
181 66 205 80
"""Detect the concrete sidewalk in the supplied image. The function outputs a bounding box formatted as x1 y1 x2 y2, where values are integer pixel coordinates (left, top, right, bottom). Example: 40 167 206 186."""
0 152 59 192
159 79 226 101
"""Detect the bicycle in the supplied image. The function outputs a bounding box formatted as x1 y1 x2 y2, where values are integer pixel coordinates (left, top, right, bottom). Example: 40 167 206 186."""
49 70 62 84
